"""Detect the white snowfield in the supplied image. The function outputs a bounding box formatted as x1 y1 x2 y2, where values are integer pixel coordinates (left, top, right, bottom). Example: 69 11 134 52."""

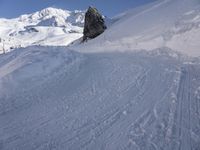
0 7 85 54
1 0 200 150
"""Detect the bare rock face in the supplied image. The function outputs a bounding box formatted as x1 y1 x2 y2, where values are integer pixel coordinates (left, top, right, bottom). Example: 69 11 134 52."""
83 6 107 41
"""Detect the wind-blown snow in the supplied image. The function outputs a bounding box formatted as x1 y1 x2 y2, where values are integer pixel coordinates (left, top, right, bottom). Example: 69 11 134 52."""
73 0 200 56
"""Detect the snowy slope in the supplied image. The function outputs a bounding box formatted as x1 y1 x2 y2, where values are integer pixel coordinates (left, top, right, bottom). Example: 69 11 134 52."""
74 0 200 56
1 46 200 150
0 7 85 54
1 0 200 150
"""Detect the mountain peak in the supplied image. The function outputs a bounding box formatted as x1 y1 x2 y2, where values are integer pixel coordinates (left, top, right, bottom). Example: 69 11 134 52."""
17 7 85 26
41 7 66 12
38 7 71 17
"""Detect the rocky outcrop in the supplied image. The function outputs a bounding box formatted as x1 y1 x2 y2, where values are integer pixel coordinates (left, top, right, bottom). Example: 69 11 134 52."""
83 6 107 41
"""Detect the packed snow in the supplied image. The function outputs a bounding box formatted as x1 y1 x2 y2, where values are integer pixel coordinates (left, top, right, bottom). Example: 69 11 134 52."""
0 0 200 150
1 46 200 150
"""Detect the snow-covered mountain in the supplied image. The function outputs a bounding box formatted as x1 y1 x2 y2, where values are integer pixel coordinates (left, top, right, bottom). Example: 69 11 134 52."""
1 0 200 150
0 7 85 54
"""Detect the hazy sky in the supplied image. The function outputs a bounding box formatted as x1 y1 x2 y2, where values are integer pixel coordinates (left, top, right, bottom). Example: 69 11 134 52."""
0 0 155 18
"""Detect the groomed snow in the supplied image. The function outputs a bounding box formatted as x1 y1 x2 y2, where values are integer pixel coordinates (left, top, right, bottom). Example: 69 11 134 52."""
0 46 200 150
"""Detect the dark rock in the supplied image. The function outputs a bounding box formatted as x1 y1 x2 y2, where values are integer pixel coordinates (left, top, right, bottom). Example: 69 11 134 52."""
83 6 107 41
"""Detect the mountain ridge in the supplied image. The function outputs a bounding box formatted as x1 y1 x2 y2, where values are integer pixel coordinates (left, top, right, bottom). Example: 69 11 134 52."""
0 7 85 53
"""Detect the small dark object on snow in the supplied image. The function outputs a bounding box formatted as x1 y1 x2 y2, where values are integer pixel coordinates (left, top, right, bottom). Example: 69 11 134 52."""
83 6 107 41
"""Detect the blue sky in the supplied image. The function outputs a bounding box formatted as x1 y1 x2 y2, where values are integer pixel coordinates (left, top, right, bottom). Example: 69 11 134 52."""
0 0 155 18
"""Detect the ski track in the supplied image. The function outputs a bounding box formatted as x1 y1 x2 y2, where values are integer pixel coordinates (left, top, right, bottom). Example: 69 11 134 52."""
0 48 200 150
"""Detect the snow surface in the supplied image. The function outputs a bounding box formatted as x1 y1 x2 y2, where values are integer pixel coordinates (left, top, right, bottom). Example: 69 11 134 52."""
73 0 200 57
1 46 200 150
1 0 200 150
